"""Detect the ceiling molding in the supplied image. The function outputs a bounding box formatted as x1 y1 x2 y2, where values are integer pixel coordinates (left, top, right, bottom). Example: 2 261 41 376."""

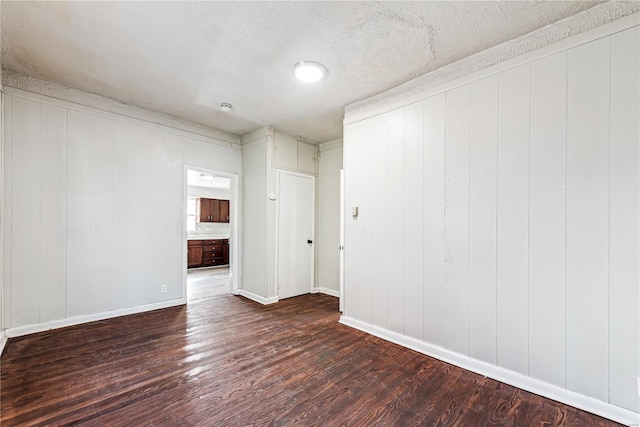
273 127 319 146
241 125 274 145
345 2 640 122
319 138 343 152
2 71 241 145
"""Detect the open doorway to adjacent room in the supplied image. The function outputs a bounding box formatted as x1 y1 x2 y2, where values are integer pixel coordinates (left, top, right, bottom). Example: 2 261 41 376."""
184 166 239 303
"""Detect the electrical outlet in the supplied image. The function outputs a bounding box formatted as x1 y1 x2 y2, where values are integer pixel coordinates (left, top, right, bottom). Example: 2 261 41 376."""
161 284 168 294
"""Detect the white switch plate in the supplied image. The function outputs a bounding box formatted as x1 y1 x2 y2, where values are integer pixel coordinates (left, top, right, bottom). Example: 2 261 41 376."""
352 206 358 217
161 284 168 294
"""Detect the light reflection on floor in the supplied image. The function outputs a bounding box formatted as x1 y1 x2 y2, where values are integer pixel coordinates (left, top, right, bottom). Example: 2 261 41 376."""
187 267 230 302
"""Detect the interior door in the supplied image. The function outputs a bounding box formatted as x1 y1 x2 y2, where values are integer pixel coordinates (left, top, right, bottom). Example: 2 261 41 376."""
277 171 314 299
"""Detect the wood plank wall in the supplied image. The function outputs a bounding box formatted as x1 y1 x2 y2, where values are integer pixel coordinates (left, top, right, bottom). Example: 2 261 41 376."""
3 91 241 331
343 27 639 413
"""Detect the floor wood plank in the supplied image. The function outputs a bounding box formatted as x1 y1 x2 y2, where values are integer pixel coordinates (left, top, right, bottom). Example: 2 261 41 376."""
1 294 622 426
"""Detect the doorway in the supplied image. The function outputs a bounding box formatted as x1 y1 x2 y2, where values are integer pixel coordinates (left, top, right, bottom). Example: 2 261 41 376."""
184 166 239 302
277 170 315 299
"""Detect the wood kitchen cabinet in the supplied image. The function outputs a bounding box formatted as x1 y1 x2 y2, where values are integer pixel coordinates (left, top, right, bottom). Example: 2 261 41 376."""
223 243 229 265
187 241 203 267
197 198 230 223
219 200 229 223
187 239 230 268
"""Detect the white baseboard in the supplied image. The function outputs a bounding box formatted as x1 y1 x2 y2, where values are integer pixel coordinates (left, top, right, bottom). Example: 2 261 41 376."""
0 330 6 355
312 287 340 298
339 316 640 427
237 289 278 305
5 298 187 338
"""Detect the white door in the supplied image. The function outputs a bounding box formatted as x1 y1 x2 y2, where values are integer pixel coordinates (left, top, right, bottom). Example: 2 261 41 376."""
277 171 314 299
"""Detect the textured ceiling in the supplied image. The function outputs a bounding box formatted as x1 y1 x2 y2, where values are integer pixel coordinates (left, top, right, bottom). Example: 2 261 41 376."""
2 1 603 143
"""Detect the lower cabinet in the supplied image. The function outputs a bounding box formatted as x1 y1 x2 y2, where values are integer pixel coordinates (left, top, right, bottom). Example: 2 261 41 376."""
187 243 203 267
187 239 229 268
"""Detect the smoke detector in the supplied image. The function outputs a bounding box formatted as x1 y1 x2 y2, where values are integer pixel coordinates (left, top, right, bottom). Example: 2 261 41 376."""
220 103 233 112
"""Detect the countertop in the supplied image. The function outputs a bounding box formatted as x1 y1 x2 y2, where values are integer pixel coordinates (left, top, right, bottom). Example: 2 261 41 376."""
187 235 229 241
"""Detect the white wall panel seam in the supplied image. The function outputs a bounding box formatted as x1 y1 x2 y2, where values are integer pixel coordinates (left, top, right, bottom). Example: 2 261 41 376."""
495 76 500 366
37 104 42 324
527 62 532 377
6 97 8 327
420 111 426 341
7 96 12 328
64 110 69 319
403 111 407 336
89 118 94 311
402 110 405 335
467 88 472 355
372 120 376 328
384 120 389 329
606 35 612 404
265 138 270 298
443 92 448 347
111 119 116 310
563 49 569 391
383 115 389 330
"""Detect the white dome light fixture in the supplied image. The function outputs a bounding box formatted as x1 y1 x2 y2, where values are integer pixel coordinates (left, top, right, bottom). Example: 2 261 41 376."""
220 103 233 112
293 60 327 83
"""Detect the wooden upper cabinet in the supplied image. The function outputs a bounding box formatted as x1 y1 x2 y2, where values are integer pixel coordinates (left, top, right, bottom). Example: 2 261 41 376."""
197 198 212 223
219 200 229 223
197 198 230 223
210 199 220 222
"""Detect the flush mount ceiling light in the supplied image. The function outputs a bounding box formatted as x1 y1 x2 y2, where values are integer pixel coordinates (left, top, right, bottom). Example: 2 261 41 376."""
293 60 327 83
220 103 232 112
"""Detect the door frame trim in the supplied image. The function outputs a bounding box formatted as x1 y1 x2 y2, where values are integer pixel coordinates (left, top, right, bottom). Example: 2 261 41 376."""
339 168 344 312
275 169 316 299
183 165 241 301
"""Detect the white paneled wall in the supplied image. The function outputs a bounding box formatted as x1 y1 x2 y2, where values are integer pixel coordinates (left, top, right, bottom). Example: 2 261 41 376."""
566 37 611 402
422 94 446 347
608 27 640 412
468 75 498 365
369 117 388 327
528 52 567 387
315 140 342 294
3 90 241 331
343 25 639 417
241 141 268 298
240 127 317 303
0 91 4 351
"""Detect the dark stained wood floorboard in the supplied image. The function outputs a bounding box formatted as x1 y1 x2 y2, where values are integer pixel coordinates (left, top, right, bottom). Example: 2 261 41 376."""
1 293 623 427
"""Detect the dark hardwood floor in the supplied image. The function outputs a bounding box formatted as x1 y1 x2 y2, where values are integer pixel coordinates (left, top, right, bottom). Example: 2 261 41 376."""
1 293 621 426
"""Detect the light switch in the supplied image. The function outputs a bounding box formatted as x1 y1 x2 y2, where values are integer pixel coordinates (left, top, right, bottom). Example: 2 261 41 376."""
352 206 359 218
